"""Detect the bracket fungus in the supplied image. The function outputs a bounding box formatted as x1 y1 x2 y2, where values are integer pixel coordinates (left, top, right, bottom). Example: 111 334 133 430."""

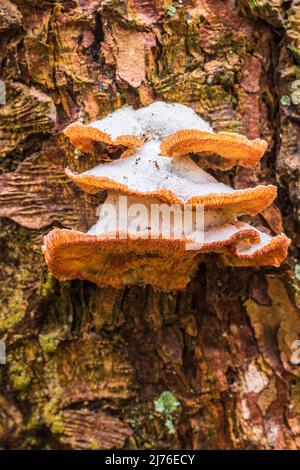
43 102 290 291
160 130 268 170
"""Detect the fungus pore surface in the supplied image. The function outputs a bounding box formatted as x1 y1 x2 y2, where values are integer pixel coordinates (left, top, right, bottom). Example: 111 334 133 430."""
43 102 290 291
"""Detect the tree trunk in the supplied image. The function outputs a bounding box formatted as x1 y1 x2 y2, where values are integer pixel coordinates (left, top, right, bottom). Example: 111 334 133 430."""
0 0 299 450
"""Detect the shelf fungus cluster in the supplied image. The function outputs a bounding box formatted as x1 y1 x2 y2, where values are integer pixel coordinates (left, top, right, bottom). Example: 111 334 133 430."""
43 102 290 290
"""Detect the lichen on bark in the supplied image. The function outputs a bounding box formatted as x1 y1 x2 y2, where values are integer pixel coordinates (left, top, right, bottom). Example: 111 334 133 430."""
0 0 299 450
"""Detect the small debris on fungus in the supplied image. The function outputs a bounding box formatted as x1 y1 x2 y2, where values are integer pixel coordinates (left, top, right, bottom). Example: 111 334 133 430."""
43 102 290 291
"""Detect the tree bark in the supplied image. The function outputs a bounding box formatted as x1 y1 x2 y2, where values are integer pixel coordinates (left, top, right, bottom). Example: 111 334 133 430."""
0 0 299 450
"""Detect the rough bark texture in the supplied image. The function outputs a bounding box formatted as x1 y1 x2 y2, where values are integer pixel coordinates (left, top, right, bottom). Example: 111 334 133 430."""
0 0 299 450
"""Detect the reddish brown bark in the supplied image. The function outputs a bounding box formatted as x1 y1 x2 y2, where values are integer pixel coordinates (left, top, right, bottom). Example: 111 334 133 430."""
0 0 299 449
